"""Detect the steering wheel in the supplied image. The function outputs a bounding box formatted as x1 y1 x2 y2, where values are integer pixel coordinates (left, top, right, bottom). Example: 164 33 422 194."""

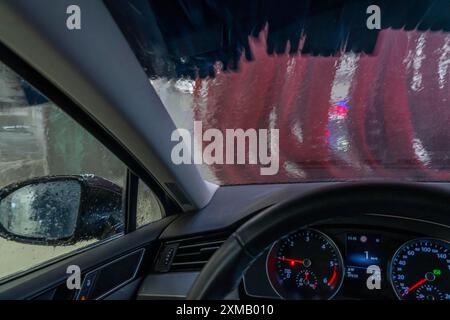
187 182 450 299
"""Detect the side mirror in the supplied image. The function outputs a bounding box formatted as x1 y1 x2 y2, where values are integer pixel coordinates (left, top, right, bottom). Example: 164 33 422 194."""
0 175 123 245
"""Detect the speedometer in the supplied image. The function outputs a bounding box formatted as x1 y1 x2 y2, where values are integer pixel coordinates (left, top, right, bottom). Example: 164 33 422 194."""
266 229 344 300
390 238 450 300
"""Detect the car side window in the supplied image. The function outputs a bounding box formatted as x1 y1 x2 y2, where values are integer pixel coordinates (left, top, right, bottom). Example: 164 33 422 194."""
0 61 128 281
136 180 164 228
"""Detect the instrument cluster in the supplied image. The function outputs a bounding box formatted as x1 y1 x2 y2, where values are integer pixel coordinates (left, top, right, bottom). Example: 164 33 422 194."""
243 222 450 300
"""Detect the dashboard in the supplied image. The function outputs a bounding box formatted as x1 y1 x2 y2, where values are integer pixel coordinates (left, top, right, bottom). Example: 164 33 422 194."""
147 182 450 300
242 215 450 300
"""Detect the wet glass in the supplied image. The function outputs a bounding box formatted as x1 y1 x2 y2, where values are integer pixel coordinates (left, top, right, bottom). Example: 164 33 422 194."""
0 61 127 281
0 181 80 240
106 2 450 185
136 179 164 228
150 30 450 185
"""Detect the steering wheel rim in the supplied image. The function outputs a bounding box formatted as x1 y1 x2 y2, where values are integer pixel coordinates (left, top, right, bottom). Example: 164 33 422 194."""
187 182 450 300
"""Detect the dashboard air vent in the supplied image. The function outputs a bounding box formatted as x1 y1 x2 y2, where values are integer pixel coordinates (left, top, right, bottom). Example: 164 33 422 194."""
155 233 229 272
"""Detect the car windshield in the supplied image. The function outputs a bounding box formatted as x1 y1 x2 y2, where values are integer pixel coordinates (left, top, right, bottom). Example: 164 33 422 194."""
106 1 450 185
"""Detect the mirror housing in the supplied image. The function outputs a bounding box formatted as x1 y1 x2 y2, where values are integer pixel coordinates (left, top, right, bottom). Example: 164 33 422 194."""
0 175 123 246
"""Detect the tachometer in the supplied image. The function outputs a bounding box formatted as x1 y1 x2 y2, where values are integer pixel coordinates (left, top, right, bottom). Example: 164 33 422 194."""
390 238 450 300
266 229 344 300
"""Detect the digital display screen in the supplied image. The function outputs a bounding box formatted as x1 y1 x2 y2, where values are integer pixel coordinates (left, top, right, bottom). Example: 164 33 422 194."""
345 233 384 293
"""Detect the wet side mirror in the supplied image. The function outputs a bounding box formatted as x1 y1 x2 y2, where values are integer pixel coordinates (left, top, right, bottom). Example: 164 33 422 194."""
0 176 123 245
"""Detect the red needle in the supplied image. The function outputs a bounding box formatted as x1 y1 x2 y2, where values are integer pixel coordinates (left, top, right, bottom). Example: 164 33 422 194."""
277 257 305 266
328 266 337 286
403 278 427 296
305 271 309 281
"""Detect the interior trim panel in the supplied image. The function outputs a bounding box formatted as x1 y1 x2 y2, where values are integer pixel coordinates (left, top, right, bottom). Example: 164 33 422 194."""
0 216 176 300
137 272 200 300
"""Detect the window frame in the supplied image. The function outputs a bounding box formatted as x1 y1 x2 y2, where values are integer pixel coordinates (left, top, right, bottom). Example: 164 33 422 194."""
0 40 181 216
0 41 180 283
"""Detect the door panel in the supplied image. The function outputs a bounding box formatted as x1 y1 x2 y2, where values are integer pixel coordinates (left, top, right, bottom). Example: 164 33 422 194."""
0 216 176 299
